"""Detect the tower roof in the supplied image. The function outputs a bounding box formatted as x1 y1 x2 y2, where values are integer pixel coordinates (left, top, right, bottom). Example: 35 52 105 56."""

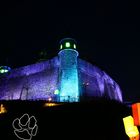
0 66 11 74
59 38 77 50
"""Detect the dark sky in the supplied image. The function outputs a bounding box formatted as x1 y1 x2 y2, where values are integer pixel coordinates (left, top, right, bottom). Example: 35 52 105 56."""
0 0 140 102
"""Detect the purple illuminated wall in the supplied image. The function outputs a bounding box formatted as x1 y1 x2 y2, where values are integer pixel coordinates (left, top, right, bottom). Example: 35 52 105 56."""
0 56 123 102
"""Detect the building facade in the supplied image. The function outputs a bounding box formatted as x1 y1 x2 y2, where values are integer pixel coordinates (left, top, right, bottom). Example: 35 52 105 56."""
0 38 123 102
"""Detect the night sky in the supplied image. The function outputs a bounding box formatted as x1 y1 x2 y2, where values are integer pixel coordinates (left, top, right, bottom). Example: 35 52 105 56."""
0 0 140 102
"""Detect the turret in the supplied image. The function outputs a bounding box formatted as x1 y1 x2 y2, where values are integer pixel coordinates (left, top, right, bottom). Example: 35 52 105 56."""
0 66 11 74
58 38 79 102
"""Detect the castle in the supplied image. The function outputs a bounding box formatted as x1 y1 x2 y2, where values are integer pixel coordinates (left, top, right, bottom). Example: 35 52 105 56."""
0 38 123 102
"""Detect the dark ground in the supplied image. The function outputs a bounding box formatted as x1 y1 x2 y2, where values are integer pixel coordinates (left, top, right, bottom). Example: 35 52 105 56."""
0 99 134 140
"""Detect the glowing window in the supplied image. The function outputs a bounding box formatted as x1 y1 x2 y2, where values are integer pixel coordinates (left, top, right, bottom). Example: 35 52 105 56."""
0 69 5 73
74 44 76 49
54 89 59 95
0 66 11 74
60 45 63 50
65 42 70 48
4 69 8 73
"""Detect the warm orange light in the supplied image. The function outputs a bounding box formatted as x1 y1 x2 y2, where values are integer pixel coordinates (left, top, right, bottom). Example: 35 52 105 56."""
44 103 62 107
0 104 7 114
130 134 139 140
123 116 139 138
132 103 140 126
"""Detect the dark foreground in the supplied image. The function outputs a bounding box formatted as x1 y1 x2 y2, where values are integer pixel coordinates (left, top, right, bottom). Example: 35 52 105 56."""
0 99 132 140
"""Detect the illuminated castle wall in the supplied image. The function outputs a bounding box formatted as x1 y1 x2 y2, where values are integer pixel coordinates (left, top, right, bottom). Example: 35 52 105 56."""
0 38 123 102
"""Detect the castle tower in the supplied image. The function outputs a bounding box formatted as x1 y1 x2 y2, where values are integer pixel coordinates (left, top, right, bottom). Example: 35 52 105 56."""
58 38 79 102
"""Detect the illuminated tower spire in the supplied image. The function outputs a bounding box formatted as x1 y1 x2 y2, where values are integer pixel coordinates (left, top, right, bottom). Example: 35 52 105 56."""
58 38 79 102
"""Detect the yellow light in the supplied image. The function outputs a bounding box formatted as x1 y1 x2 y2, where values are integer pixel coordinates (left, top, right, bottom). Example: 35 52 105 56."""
44 103 62 107
0 104 7 114
130 134 139 140
123 116 134 127
123 116 139 138
127 126 139 137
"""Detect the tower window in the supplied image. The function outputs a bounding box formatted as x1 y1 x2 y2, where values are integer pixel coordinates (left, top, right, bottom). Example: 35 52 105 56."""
65 42 71 48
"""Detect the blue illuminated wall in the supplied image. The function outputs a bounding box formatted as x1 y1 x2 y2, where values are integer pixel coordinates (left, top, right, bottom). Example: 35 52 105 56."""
59 49 79 102
0 56 123 102
0 39 123 102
